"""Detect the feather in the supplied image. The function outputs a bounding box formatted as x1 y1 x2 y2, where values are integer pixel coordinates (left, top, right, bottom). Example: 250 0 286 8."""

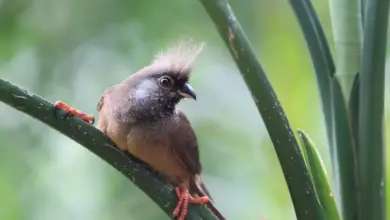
152 39 205 78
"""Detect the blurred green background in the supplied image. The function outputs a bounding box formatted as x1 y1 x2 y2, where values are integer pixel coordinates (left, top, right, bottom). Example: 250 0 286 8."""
0 0 389 219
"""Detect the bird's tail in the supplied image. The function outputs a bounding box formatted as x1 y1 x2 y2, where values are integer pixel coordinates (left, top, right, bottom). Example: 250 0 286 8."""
190 175 225 220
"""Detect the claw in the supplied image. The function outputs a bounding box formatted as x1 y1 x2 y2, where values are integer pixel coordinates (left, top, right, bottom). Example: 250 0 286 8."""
173 184 209 220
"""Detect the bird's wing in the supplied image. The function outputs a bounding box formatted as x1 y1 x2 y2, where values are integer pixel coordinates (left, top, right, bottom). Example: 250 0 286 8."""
170 110 202 175
169 113 216 200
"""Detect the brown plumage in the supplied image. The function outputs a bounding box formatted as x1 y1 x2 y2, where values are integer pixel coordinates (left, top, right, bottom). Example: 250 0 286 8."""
55 41 224 220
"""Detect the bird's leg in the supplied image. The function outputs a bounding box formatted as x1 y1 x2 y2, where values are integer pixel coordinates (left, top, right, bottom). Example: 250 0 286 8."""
173 186 187 218
173 183 209 220
54 101 95 124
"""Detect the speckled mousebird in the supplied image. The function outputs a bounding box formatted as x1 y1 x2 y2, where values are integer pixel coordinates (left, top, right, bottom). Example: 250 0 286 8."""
54 41 225 220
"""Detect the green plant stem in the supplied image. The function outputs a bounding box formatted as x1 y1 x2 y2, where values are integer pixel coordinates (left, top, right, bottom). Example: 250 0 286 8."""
285 0 343 213
328 8 362 216
0 78 222 220
361 0 367 25
328 0 363 97
287 0 336 184
199 1 321 219
330 77 359 219
349 74 360 154
358 0 389 218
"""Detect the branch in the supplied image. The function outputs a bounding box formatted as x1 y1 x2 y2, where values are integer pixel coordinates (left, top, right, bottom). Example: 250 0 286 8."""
0 78 223 220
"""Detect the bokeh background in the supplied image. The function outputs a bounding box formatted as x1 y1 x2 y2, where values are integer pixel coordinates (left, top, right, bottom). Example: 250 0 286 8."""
0 0 389 219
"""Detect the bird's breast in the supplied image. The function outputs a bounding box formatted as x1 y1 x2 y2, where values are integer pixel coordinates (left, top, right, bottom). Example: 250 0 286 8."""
126 132 191 185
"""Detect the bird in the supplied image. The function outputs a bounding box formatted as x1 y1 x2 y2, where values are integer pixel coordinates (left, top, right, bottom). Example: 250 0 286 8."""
54 41 224 220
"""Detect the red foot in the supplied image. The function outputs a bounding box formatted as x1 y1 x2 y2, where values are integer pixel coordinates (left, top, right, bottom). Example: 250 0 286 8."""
173 183 209 220
54 101 95 124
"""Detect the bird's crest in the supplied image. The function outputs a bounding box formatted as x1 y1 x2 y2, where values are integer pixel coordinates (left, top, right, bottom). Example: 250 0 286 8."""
152 39 205 78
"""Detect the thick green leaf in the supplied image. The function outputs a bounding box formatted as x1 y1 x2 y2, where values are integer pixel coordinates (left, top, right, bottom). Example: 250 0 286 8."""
298 130 341 220
328 0 362 218
303 0 335 76
331 77 359 219
358 0 389 218
348 73 360 149
287 0 336 183
361 0 367 25
198 1 321 219
328 0 362 97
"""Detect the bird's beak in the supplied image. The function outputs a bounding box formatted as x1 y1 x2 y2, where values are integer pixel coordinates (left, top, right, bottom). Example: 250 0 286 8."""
178 83 196 100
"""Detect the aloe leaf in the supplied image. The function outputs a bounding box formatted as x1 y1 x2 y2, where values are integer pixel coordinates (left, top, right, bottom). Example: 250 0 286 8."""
358 0 389 218
199 0 322 219
298 130 341 220
287 0 336 183
328 0 363 97
348 73 360 149
330 77 359 219
361 0 367 25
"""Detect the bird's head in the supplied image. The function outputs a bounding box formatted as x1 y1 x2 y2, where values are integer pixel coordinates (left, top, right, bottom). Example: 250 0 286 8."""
125 40 204 117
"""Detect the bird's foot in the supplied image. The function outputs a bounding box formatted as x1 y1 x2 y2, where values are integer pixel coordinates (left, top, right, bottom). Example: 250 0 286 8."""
54 101 95 124
173 183 209 220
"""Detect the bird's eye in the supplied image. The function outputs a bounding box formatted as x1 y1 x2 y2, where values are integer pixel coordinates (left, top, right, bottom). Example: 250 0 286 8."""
158 76 174 88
